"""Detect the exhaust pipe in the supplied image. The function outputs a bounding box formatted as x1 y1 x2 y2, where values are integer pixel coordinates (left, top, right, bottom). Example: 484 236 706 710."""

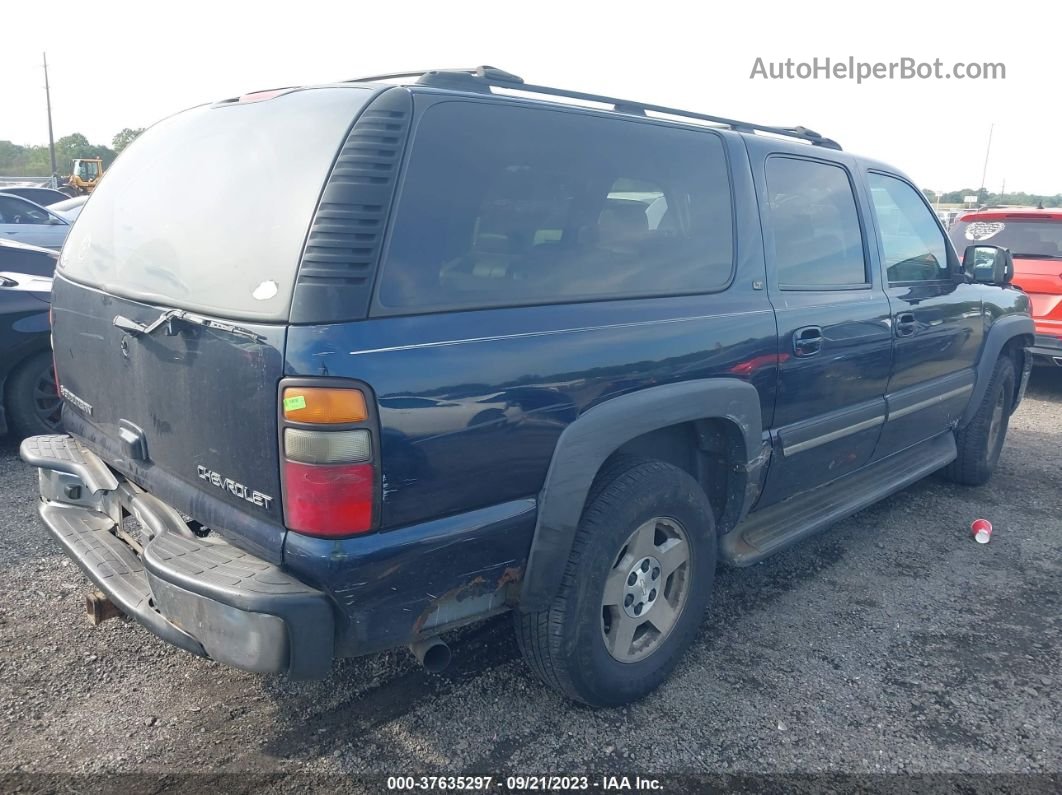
1053 357 1062 367
410 638 452 673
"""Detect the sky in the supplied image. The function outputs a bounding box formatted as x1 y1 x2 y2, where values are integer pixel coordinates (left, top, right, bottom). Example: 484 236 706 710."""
1 0 1058 194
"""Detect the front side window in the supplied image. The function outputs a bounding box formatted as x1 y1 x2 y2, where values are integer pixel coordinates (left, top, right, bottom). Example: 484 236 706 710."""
765 157 867 287
868 173 950 283
376 102 734 312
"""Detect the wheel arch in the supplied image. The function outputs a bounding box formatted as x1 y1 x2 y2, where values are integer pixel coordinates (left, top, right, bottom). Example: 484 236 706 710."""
518 378 766 612
962 314 1034 427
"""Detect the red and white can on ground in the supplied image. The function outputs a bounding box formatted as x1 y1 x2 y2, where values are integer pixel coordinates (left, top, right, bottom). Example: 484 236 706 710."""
971 519 993 544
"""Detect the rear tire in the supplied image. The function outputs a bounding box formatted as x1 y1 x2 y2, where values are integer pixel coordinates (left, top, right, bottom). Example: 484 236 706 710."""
5 352 62 438
515 459 716 706
942 355 1015 486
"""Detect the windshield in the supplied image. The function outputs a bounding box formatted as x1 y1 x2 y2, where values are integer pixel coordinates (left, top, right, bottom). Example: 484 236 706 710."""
59 86 373 321
949 217 1062 259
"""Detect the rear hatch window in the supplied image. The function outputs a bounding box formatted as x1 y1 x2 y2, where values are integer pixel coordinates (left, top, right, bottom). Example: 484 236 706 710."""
58 86 373 321
949 217 1062 260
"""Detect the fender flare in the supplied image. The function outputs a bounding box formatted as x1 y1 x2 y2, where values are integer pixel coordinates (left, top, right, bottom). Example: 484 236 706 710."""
961 314 1034 426
518 379 763 612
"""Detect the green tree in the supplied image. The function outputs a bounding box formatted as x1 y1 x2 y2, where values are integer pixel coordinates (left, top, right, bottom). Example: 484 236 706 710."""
112 127 145 154
941 188 979 204
49 133 118 175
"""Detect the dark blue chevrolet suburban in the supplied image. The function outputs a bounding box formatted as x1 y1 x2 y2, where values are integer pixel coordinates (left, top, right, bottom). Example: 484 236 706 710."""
21 67 1033 706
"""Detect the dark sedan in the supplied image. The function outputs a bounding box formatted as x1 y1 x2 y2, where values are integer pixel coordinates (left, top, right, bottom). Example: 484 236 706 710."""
0 237 59 278
0 271 59 436
0 186 69 206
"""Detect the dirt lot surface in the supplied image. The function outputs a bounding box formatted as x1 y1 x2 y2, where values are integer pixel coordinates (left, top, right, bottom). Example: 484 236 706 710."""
0 371 1059 791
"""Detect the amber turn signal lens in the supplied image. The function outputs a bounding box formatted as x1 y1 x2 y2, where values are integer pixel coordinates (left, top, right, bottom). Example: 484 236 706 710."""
283 387 368 424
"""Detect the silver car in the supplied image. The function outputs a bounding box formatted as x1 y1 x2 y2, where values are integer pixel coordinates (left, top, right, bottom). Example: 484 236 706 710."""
0 192 70 250
48 195 89 223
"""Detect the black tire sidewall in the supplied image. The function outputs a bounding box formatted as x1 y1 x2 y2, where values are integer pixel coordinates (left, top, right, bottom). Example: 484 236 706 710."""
559 463 716 706
6 352 60 438
983 358 1015 472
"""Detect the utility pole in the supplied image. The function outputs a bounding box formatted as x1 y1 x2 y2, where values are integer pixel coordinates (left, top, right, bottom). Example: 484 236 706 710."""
44 52 57 187
979 123 994 194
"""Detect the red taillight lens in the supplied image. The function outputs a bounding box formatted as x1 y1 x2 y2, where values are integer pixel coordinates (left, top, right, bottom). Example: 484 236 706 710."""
283 461 374 537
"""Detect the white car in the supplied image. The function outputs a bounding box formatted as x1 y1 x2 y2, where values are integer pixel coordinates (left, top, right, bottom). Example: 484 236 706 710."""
49 195 89 223
0 192 71 250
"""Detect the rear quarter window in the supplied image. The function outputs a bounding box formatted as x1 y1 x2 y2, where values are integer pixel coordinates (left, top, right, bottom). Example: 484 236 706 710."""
375 101 734 313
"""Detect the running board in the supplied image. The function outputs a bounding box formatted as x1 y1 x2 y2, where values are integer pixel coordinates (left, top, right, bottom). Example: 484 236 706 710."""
721 432 957 566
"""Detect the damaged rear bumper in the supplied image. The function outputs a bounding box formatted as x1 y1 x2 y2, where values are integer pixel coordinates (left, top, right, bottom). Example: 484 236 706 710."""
20 434 334 679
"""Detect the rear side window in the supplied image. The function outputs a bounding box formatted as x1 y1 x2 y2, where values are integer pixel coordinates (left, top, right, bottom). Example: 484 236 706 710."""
376 102 733 312
765 157 867 287
868 173 950 283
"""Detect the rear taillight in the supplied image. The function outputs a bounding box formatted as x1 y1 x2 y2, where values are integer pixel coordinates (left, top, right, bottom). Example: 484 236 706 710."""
280 383 378 538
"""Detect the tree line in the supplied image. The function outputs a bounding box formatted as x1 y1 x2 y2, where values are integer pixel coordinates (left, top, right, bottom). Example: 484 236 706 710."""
0 128 144 178
923 187 1062 208
3 132 1060 208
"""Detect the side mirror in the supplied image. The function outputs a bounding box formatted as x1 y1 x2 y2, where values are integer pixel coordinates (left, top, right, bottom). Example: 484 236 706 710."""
962 245 1014 285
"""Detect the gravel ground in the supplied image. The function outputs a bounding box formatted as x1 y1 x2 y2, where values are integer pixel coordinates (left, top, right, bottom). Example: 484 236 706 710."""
0 370 1059 788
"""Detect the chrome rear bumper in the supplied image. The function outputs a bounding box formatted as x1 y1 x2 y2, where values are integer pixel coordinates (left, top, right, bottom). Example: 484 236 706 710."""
20 434 335 679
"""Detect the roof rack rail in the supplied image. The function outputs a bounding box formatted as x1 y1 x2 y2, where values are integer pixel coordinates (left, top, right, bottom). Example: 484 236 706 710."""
344 66 841 150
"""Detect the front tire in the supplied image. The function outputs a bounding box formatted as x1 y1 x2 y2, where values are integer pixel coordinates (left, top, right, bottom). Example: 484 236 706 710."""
942 355 1015 486
515 459 716 706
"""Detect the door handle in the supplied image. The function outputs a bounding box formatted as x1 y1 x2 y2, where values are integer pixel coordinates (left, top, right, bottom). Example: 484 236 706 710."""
793 325 824 357
895 312 917 337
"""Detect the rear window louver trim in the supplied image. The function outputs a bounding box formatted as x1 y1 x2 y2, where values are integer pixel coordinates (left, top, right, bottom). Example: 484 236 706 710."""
289 88 413 323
